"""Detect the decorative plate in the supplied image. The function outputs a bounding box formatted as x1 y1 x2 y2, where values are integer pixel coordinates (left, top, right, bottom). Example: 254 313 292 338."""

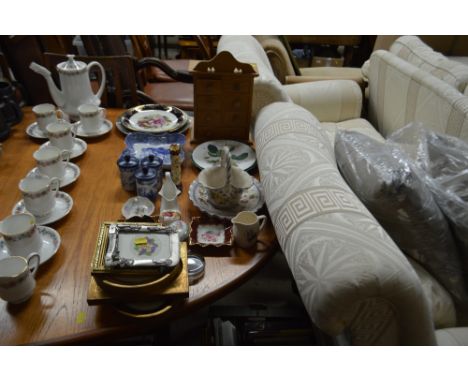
40 138 87 159
192 140 256 171
13 191 73 225
0 225 60 265
189 216 233 247
124 132 186 168
26 122 48 139
117 104 189 134
189 177 265 219
74 119 113 138
127 110 178 133
116 117 191 136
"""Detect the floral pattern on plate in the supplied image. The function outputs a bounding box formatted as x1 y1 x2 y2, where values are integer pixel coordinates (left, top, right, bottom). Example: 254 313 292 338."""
189 217 233 247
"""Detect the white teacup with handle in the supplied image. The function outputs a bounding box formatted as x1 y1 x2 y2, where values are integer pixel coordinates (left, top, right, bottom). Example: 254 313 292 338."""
19 175 60 217
0 253 40 304
78 104 106 133
32 103 64 135
0 213 43 259
33 146 70 179
46 120 76 151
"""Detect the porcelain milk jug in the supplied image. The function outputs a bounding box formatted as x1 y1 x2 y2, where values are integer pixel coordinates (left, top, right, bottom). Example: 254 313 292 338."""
30 54 106 120
231 211 267 248
0 253 40 304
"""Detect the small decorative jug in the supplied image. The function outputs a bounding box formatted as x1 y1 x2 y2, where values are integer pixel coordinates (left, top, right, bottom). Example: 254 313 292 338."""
0 253 40 304
231 211 267 248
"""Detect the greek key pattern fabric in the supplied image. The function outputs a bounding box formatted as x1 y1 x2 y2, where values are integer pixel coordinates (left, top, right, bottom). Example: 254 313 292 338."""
254 102 436 344
275 186 368 244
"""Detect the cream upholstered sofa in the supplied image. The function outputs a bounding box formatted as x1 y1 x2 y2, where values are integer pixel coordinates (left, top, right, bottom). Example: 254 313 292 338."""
217 35 468 345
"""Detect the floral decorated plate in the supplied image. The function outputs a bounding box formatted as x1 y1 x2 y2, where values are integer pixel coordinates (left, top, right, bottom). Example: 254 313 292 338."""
118 104 189 134
189 177 265 219
192 140 256 171
127 110 178 133
189 216 233 247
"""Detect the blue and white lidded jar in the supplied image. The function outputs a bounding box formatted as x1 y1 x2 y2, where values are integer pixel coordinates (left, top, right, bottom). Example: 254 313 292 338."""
117 153 139 192
140 154 163 192
135 166 158 202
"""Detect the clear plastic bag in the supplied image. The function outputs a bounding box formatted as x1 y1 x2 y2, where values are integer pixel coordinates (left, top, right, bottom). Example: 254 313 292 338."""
388 123 468 258
335 130 467 304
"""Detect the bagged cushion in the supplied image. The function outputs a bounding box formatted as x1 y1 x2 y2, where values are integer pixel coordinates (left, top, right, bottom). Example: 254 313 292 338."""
335 130 468 306
388 123 468 264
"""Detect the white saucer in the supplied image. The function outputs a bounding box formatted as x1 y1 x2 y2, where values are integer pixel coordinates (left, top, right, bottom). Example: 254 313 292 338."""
12 191 73 225
0 226 60 265
121 196 155 220
26 122 48 139
74 119 113 138
28 163 80 188
39 138 87 159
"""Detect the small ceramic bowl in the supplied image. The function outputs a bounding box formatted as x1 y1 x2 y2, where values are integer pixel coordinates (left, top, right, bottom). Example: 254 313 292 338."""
121 196 155 220
189 216 233 247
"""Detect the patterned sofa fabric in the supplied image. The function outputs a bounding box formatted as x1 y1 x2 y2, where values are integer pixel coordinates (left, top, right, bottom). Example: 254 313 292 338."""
368 50 468 142
254 101 436 345
390 36 468 94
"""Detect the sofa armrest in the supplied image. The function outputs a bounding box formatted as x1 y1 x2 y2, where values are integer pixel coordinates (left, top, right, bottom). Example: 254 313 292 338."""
283 80 362 123
254 102 437 345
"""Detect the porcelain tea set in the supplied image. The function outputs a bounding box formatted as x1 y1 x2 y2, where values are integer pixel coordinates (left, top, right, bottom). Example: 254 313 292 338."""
0 55 116 304
27 55 112 139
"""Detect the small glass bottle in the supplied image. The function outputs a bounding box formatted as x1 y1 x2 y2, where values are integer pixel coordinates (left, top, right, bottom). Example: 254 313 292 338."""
169 143 182 190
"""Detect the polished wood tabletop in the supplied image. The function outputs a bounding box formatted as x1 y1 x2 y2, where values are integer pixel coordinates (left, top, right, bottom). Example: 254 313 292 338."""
0 108 278 345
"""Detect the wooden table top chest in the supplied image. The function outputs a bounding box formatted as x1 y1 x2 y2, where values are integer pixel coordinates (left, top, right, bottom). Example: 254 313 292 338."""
191 51 258 142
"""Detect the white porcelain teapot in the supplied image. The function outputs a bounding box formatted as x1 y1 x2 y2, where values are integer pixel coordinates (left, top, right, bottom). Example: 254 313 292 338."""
30 54 106 120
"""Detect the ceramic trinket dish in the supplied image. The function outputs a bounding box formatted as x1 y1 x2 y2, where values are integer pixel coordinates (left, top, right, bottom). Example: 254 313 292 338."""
121 196 155 220
189 216 233 247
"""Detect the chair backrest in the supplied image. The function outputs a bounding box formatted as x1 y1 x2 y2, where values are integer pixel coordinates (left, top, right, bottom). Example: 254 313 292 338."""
194 36 216 60
368 50 468 141
80 36 128 56
43 53 140 108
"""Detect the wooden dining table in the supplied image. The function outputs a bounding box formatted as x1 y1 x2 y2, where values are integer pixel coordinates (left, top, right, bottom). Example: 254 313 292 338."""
0 108 278 345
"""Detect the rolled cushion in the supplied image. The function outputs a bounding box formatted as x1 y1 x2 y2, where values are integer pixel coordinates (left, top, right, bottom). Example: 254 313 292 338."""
254 101 436 344
335 130 468 307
